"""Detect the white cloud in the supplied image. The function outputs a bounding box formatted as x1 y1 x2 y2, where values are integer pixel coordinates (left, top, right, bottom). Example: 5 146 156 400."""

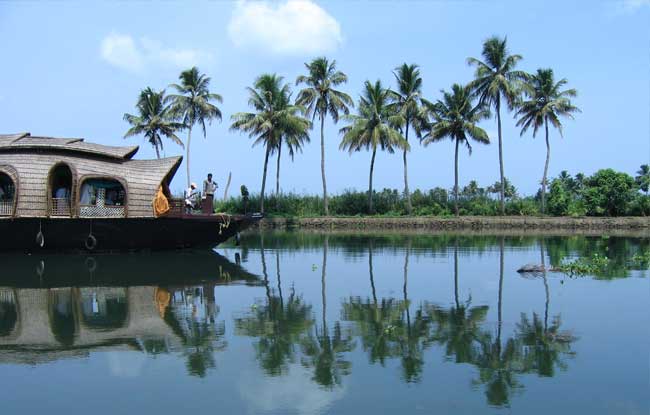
238 364 346 415
615 0 650 13
228 0 343 55
100 33 214 73
101 33 144 72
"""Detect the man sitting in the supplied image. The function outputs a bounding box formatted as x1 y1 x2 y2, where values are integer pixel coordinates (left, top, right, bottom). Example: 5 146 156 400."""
185 183 200 213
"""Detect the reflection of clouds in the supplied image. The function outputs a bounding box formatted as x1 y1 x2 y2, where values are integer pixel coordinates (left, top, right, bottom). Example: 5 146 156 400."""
239 364 346 415
107 351 146 378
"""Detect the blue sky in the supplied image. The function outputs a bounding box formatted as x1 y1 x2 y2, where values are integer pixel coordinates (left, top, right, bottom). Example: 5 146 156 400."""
1 0 648 196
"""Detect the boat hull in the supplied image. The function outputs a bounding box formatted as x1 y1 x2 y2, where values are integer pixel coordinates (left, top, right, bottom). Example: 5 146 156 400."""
0 215 258 252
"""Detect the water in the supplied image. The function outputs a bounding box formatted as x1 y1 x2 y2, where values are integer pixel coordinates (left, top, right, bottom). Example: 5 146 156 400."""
0 231 648 414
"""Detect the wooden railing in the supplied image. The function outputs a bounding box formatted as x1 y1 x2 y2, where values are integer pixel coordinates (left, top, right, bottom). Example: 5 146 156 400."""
167 198 185 217
79 188 126 218
51 198 71 216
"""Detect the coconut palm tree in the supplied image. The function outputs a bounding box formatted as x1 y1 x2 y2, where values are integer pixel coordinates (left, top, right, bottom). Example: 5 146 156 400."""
296 57 353 215
468 36 528 215
274 89 310 196
392 63 427 214
123 87 184 159
340 80 408 214
167 67 223 188
635 164 650 194
515 68 580 213
230 74 310 213
421 84 490 216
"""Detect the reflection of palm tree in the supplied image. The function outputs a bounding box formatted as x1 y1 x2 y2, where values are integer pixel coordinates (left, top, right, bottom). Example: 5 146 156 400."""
429 241 488 364
398 237 429 382
163 290 227 378
516 313 575 377
517 239 576 377
301 235 354 388
342 296 405 365
301 321 354 389
235 245 314 376
470 239 577 407
473 334 523 407
472 235 519 407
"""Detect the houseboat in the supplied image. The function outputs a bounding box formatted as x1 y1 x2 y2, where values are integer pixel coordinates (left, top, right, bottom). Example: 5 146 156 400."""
0 132 259 252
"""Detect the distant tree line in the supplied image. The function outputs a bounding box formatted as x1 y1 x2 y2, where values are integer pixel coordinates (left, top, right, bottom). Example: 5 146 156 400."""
215 168 650 217
122 36 647 217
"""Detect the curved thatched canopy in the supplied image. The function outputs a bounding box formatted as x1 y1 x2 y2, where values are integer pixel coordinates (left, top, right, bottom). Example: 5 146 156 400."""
0 133 139 160
0 133 182 218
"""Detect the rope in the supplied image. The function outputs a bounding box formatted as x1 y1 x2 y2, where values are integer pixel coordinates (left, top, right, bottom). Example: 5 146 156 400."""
216 213 231 235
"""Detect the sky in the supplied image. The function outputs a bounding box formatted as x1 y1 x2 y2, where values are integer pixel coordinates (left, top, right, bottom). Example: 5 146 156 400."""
1 0 648 196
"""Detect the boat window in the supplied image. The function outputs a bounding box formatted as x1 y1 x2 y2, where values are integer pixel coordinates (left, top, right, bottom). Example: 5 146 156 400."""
80 288 128 330
49 164 73 217
79 178 126 218
0 172 16 217
0 289 18 337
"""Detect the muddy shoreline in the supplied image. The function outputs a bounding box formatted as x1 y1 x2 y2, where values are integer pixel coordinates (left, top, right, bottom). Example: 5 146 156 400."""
254 216 649 236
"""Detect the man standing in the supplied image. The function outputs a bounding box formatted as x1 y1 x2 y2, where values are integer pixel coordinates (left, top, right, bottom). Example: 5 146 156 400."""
202 173 218 213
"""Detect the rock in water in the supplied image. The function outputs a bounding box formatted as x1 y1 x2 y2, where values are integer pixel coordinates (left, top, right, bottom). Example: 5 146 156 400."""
517 264 545 273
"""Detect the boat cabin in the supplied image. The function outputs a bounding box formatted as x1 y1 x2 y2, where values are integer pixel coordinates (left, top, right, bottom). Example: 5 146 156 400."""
0 132 182 219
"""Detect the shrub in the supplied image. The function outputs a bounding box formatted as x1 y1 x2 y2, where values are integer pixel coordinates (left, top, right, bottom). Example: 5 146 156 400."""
582 169 637 216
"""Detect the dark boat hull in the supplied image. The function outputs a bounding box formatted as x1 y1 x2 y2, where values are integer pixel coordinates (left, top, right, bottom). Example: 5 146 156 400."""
0 215 258 252
0 250 261 287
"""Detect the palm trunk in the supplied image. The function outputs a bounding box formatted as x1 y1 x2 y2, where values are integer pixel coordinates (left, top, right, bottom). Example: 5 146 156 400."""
497 236 504 346
454 237 460 309
403 122 412 215
454 138 460 217
276 139 282 196
496 98 505 215
320 115 329 216
541 118 551 214
322 235 328 332
276 250 283 308
260 145 271 214
260 234 271 303
368 147 377 214
403 237 411 329
154 143 161 159
369 241 377 305
186 126 192 188
540 238 549 332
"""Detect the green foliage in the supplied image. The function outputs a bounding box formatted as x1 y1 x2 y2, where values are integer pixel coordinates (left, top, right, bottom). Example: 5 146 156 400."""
630 250 650 270
547 169 642 217
628 194 650 216
557 253 610 276
547 179 572 216
581 169 637 216
505 197 540 216
123 87 185 158
216 169 647 218
635 164 650 193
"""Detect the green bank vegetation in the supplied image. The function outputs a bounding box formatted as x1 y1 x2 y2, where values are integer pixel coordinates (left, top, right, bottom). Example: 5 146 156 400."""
215 168 650 217
122 36 648 217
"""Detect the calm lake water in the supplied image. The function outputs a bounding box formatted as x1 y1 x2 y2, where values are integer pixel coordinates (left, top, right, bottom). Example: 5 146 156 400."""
0 231 648 414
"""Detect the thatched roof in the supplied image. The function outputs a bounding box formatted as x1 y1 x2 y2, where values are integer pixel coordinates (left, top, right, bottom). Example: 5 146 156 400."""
0 133 139 160
0 133 182 218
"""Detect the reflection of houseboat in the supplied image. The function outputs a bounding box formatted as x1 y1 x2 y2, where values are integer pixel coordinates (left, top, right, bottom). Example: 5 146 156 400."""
0 132 259 251
0 251 260 365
